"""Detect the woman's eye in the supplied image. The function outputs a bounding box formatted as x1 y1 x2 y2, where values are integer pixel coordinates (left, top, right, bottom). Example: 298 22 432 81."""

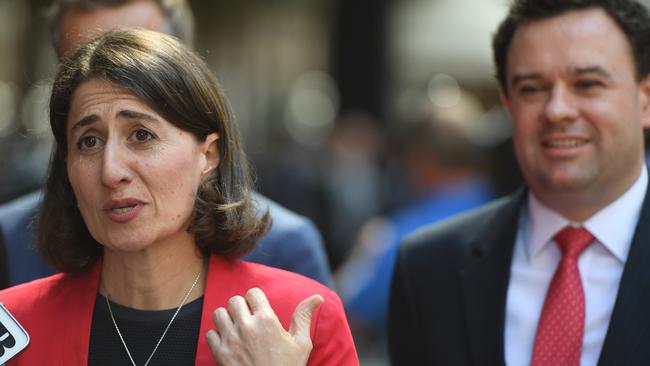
77 136 98 150
133 129 154 142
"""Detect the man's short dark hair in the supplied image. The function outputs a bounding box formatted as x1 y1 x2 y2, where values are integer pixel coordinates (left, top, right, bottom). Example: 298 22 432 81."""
493 0 650 94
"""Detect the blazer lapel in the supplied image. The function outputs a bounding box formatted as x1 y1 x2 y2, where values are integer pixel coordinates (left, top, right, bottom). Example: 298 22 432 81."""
60 260 101 365
460 189 524 366
72 264 100 365
195 255 241 365
598 179 650 365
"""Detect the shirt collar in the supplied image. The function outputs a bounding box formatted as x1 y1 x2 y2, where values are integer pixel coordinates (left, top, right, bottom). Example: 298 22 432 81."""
526 166 648 262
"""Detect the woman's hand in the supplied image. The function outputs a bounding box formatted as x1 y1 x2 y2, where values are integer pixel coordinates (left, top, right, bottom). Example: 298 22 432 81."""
206 287 324 366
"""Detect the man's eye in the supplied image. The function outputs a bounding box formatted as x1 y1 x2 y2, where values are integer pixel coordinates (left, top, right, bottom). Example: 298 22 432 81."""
77 136 98 150
133 129 154 142
519 85 542 94
575 80 603 90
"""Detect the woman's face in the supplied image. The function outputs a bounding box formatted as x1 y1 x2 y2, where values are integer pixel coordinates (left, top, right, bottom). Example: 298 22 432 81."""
66 78 219 253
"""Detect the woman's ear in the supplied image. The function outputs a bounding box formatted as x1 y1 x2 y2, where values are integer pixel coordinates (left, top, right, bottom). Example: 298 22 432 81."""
201 132 220 178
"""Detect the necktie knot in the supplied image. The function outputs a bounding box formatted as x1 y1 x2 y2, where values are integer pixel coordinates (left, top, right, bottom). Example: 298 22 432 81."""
554 226 594 260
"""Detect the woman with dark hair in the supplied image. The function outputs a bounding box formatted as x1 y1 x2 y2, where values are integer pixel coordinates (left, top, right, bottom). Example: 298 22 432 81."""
0 29 357 365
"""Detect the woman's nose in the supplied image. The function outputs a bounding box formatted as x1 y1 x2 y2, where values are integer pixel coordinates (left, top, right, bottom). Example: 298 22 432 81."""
100 141 133 188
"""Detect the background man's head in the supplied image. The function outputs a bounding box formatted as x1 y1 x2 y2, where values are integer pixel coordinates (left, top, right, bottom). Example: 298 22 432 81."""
49 0 194 58
493 0 650 95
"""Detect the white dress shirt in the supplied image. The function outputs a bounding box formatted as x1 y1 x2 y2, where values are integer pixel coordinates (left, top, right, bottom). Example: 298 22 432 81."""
504 167 648 366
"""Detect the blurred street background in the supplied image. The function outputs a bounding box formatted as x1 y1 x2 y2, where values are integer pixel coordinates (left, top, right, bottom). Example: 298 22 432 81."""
2 0 623 363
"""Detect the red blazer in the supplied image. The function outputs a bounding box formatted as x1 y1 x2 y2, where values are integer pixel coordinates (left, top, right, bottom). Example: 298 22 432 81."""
0 255 358 365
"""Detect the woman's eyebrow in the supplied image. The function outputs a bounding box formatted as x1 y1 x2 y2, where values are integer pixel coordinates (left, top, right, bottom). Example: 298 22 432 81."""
117 109 160 123
70 114 99 133
70 109 161 133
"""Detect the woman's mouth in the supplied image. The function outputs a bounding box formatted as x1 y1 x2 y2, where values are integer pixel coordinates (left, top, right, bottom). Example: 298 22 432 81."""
104 199 145 223
110 205 137 214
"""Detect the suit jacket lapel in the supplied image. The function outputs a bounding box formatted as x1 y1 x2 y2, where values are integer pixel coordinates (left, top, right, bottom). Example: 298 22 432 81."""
598 178 650 365
460 189 525 366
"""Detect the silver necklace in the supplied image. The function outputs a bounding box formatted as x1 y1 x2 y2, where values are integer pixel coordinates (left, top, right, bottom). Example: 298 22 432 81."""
104 270 202 366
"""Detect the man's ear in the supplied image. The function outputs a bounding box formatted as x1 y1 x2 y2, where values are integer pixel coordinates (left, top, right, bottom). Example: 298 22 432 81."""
498 87 513 120
639 75 650 129
200 132 220 178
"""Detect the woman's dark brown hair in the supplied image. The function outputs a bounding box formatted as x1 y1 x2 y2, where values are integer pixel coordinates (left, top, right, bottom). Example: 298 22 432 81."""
39 29 268 272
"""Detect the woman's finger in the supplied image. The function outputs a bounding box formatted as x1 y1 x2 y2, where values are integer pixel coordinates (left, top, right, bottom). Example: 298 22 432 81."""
212 306 234 333
227 295 252 324
206 329 221 354
245 288 272 315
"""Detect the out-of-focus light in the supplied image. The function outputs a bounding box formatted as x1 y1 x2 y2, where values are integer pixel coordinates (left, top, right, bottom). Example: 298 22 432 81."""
21 81 52 138
0 1 29 40
285 71 339 147
390 0 509 83
0 81 17 137
428 73 461 108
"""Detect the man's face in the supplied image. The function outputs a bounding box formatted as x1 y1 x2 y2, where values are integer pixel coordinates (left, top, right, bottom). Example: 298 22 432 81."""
502 8 650 220
58 0 167 57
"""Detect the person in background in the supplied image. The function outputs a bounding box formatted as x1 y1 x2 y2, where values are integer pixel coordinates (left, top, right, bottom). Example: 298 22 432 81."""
390 0 650 365
338 111 494 331
0 0 332 288
324 112 385 269
0 28 357 365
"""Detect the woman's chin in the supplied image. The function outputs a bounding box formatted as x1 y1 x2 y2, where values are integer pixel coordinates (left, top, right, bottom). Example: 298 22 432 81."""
101 240 153 254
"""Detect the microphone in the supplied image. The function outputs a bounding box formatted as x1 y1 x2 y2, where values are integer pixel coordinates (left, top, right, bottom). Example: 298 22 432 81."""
0 303 28 364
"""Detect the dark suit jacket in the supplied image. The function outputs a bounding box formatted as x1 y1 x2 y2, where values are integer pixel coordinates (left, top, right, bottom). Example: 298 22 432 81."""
389 186 650 365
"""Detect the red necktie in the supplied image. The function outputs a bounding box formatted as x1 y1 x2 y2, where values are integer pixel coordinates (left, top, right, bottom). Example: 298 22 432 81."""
531 226 594 366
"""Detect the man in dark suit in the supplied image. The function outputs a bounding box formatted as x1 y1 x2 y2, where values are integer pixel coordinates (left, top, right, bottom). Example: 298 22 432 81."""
389 0 650 365
0 0 332 288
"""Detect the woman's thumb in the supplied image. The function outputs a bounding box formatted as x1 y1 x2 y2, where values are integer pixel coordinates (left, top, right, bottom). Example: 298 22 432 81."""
289 294 324 339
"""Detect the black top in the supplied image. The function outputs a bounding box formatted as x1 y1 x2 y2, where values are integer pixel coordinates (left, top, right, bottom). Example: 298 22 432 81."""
89 294 203 366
